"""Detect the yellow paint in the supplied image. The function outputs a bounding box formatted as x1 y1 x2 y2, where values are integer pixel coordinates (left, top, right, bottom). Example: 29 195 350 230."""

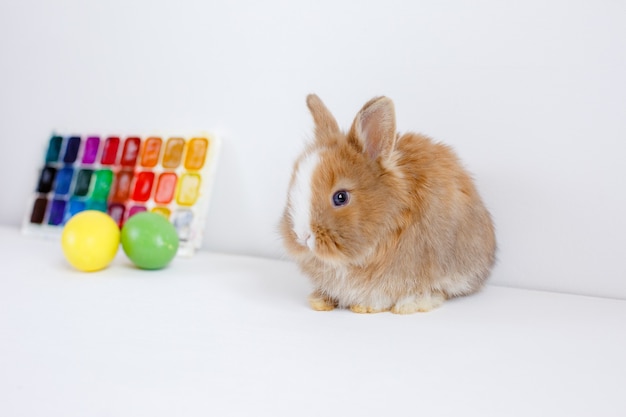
162 137 185 169
184 138 209 170
176 173 201 206
152 207 171 219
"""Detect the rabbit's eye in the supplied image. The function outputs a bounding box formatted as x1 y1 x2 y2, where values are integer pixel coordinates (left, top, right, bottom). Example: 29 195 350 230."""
332 190 350 207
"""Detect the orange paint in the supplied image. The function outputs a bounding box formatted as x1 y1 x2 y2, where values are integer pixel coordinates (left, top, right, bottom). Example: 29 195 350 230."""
141 137 162 167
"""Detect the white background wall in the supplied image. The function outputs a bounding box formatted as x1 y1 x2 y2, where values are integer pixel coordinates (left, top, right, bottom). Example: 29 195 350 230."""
1 0 625 299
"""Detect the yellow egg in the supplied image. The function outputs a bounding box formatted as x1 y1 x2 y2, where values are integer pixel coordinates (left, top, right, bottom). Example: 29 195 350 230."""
61 210 120 272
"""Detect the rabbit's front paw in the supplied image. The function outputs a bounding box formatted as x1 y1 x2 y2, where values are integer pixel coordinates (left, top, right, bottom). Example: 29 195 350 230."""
308 291 338 311
391 292 446 314
349 304 389 314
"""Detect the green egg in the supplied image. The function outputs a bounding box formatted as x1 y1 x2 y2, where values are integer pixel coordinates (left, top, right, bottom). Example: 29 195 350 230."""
121 211 180 270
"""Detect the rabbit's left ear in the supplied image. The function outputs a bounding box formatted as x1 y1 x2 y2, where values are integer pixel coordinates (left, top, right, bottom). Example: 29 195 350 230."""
350 96 397 161
306 94 340 141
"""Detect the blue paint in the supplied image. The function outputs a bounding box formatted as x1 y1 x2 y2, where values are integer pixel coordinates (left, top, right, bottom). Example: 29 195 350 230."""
68 199 86 215
63 137 81 163
65 199 87 223
48 199 66 225
54 167 74 195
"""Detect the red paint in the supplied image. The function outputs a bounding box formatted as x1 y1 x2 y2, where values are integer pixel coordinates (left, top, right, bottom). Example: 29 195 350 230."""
112 171 133 202
108 204 125 227
132 171 155 202
121 137 141 166
101 137 120 165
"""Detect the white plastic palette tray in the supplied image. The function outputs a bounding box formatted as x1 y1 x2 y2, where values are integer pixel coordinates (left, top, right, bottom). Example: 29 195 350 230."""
23 133 220 256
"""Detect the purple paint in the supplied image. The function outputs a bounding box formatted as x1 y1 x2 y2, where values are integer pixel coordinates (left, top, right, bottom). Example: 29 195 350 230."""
128 205 147 218
48 199 66 225
82 136 100 164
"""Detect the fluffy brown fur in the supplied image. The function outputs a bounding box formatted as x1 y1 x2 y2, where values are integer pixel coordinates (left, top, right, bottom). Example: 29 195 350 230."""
280 94 496 313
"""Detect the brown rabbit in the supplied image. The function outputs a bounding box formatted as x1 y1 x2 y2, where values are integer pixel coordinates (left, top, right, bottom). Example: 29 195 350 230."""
280 94 496 313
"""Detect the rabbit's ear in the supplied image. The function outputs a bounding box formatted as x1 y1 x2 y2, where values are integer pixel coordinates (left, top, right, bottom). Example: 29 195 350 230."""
350 96 397 161
306 94 340 141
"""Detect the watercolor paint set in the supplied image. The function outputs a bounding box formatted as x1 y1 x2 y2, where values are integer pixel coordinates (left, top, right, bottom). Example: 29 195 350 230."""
23 133 220 256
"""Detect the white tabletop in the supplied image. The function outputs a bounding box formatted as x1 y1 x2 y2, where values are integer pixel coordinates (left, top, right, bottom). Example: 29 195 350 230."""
1 225 625 416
